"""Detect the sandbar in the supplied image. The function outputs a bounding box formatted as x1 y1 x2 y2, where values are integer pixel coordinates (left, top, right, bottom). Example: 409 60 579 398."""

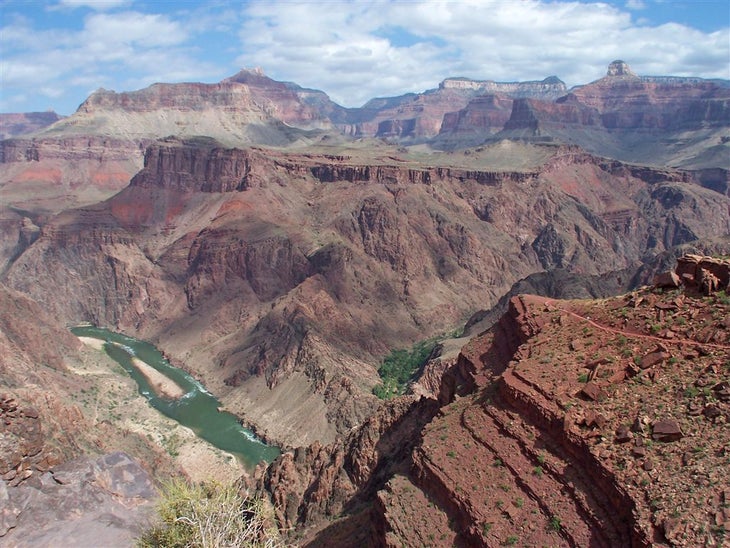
78 336 186 399
78 336 105 351
130 356 186 399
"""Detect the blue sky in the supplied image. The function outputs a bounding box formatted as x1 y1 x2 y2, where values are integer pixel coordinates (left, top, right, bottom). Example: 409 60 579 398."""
1 0 729 114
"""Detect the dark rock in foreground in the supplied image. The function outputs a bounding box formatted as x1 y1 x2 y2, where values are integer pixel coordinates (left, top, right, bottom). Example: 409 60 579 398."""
1 451 156 547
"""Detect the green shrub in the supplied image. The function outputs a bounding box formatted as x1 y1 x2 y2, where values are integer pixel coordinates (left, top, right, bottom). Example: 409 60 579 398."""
137 478 281 548
373 338 438 399
549 515 562 532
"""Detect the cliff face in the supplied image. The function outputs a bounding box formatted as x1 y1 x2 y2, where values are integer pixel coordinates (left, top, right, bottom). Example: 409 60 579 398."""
131 142 272 193
253 396 440 539
338 76 567 140
567 72 730 130
439 94 515 143
442 62 730 169
0 134 143 275
501 79 730 134
2 64 726 228
80 69 333 131
258 279 730 547
0 70 335 236
4 140 729 449
0 136 143 214
438 76 567 99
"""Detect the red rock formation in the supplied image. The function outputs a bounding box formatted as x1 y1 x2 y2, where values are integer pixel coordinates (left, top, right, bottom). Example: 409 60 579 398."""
0 134 143 231
450 61 730 168
439 94 515 139
129 141 285 193
567 60 730 130
81 68 332 131
257 282 730 547
253 396 439 534
5 141 729 447
338 76 566 139
675 254 730 290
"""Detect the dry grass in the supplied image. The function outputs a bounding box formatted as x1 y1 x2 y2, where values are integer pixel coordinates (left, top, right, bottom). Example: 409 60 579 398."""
137 479 283 548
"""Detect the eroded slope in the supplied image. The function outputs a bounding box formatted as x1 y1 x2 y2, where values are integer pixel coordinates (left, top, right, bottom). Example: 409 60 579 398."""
256 257 730 547
4 140 728 448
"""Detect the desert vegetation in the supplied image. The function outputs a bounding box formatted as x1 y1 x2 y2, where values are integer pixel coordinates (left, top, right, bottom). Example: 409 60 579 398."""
137 479 281 548
372 337 439 399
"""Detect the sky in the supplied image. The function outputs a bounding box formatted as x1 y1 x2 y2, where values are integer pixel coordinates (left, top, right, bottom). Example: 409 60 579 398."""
1 0 729 114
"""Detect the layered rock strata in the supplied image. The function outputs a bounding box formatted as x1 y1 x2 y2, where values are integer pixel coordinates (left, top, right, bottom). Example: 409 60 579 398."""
444 62 730 169
4 141 729 448
257 281 730 547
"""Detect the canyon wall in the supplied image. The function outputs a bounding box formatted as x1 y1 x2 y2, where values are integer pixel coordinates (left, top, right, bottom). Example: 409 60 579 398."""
3 141 728 449
439 62 730 169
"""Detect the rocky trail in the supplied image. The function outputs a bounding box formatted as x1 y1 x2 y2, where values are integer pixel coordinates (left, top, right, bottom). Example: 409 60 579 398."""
548 298 730 351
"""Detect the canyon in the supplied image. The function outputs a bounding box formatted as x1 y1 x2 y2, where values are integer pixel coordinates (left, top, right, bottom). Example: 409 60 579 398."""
4 139 727 449
0 60 729 545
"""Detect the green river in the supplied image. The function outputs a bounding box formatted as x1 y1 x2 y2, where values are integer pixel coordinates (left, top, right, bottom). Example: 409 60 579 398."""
71 326 280 469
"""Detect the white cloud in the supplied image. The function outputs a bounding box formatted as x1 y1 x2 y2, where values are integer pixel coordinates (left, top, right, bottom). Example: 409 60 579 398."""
57 0 130 10
1 0 728 114
84 11 187 48
235 0 729 107
0 8 220 112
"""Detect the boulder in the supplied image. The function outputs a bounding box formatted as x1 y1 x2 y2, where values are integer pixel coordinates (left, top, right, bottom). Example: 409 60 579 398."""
676 255 730 294
640 350 670 369
584 410 607 429
698 268 720 295
675 254 703 281
581 382 608 402
615 425 633 443
713 381 730 402
703 405 722 420
651 419 683 442
653 271 680 289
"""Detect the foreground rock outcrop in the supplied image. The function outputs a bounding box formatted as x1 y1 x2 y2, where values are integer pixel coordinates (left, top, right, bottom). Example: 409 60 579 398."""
255 268 730 546
0 282 194 545
1 451 156 546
